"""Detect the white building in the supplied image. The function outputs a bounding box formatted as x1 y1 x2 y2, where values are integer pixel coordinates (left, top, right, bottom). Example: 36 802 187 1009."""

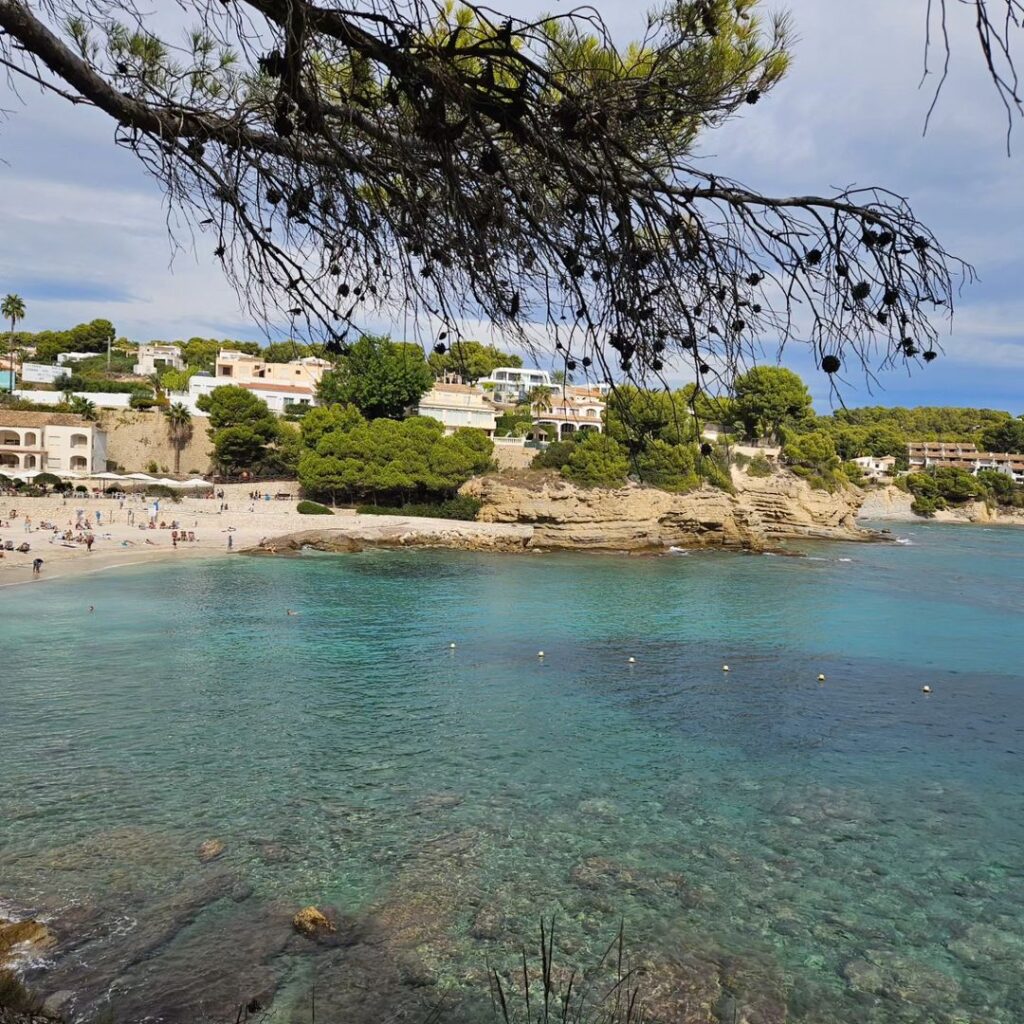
417 383 498 435
134 343 185 376
479 367 552 404
55 351 99 366
174 350 331 415
18 362 67 385
181 375 317 415
532 386 606 441
851 455 897 482
0 411 108 477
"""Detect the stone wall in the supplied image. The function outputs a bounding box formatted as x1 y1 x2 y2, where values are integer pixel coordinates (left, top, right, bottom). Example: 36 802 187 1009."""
98 409 214 474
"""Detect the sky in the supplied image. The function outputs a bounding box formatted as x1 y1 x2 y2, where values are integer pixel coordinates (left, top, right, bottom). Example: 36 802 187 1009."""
0 0 1021 413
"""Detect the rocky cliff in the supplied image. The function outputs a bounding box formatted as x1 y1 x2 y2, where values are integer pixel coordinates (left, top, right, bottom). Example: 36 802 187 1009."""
858 485 1024 526
462 470 870 551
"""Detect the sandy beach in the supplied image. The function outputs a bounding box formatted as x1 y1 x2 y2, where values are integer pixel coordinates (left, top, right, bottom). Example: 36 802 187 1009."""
0 482 533 587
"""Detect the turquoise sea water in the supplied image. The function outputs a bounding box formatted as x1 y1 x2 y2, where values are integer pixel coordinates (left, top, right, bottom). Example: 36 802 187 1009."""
1 523 1023 1023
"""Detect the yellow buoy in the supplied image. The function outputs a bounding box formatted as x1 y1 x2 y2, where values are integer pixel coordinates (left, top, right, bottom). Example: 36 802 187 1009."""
818 674 826 682
628 657 636 664
722 665 730 672
922 685 932 694
538 651 545 658
449 642 457 649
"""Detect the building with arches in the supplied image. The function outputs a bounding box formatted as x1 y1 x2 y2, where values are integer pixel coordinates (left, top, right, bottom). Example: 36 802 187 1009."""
0 412 108 478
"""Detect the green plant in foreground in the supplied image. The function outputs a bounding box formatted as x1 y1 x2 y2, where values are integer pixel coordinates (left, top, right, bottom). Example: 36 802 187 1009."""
490 920 647 1024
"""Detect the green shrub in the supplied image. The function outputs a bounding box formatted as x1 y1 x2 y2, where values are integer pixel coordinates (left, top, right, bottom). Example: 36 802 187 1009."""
912 495 946 517
746 453 773 477
74 485 88 494
297 499 334 515
531 438 578 469
356 495 483 520
561 433 630 487
144 484 181 502
34 472 63 490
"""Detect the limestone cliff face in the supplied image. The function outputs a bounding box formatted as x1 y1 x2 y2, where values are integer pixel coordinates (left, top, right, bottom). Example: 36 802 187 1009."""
462 470 869 551
858 485 1024 526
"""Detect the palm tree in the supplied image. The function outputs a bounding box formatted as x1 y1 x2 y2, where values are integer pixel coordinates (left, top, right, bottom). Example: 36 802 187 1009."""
67 395 98 421
164 402 193 474
527 385 554 415
1 293 25 393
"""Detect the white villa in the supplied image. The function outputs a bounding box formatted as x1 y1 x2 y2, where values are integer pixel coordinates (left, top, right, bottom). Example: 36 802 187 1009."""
134 342 186 376
532 386 606 441
180 350 331 415
479 367 552 404
417 382 498 436
851 455 897 481
0 411 108 478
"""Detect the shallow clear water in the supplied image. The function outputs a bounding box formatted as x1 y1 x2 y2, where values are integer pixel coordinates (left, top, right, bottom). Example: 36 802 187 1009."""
1 523 1023 1023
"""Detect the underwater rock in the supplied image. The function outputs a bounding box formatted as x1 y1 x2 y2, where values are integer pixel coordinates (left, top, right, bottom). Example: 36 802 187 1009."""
947 922 1024 965
99 901 293 1024
842 950 959 1005
196 839 225 863
636 953 722 1024
40 988 75 1018
577 798 620 819
468 907 506 941
292 906 336 939
568 856 689 900
412 792 463 814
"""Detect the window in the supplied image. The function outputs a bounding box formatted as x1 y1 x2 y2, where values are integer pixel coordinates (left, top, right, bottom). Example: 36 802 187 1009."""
220 365 233 377
70 456 87 470
70 433 89 449
23 432 37 446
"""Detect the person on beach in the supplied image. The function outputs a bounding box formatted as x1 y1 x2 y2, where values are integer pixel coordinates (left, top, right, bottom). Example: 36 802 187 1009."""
32 557 43 575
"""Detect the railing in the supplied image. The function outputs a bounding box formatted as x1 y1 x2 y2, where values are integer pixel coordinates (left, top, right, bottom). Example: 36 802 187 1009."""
492 435 526 447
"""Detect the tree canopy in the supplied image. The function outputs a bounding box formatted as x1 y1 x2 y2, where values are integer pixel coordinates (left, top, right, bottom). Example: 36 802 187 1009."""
196 384 284 474
0 0 978 396
317 334 433 418
427 340 522 381
297 409 493 503
732 366 813 441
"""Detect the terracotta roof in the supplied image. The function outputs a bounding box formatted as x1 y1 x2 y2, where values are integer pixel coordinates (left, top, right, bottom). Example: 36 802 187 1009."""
238 382 315 395
429 383 486 395
0 411 91 427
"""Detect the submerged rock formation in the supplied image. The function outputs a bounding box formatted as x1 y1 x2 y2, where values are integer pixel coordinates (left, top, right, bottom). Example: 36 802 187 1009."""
462 469 870 551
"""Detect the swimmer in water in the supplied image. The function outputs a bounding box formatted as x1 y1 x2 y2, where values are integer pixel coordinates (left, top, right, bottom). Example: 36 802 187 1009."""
286 609 298 616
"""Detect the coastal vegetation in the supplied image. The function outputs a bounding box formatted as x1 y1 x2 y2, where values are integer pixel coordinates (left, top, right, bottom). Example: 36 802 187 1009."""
297 405 493 508
196 386 299 477
316 335 434 420
428 341 522 381
296 499 333 515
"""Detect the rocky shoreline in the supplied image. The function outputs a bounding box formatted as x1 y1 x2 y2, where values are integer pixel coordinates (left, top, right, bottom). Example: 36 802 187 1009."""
251 469 877 558
858 484 1024 526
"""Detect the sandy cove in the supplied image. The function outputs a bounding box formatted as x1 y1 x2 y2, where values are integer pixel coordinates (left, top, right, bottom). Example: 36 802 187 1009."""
0 483 531 587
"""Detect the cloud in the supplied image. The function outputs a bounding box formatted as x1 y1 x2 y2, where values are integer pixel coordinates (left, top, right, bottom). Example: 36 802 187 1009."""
0 0 1021 409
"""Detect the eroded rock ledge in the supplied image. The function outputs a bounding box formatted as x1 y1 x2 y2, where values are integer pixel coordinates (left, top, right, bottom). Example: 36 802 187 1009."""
248 471 873 557
462 470 872 551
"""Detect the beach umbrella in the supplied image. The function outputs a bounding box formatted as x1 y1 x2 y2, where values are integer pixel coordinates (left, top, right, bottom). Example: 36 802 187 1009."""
124 472 157 481
155 478 181 487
